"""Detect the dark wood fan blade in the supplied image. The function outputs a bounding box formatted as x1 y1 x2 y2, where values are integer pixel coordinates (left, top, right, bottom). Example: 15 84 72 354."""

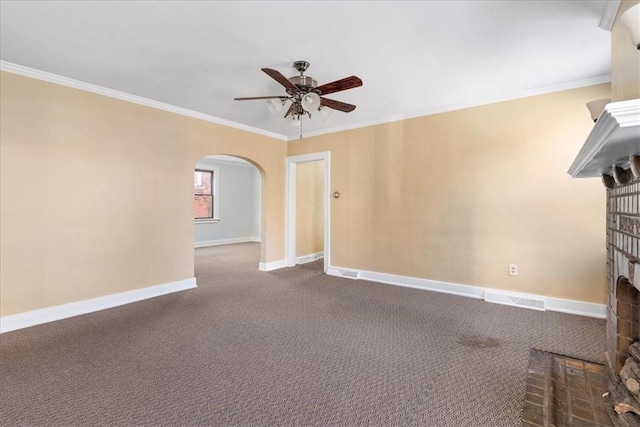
320 97 356 113
315 76 362 96
283 103 295 118
262 68 299 93
234 96 289 101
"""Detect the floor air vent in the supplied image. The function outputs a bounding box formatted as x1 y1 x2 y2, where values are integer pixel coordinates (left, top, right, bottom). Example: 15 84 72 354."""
338 269 359 279
484 292 545 311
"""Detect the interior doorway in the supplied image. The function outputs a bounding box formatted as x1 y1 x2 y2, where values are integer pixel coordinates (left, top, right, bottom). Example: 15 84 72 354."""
286 152 330 272
193 154 262 268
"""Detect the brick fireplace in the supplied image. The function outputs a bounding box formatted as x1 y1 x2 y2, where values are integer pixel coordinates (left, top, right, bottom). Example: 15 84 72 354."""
569 98 640 425
606 178 640 426
607 179 640 373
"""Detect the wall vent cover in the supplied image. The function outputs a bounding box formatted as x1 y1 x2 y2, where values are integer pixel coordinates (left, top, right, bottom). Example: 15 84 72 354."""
339 270 359 279
484 292 545 311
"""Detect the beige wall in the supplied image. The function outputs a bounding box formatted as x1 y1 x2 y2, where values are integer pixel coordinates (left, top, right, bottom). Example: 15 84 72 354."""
0 71 287 316
0 76 616 317
296 160 324 257
612 0 640 101
289 84 610 304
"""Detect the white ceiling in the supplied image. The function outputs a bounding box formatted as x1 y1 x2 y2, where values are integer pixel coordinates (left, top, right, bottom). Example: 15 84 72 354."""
0 1 612 140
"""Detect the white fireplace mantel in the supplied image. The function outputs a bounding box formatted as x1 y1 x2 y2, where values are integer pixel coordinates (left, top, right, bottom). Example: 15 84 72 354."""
568 98 640 179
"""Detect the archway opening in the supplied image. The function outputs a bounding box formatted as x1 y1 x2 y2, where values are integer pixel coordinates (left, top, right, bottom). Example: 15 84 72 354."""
193 154 264 272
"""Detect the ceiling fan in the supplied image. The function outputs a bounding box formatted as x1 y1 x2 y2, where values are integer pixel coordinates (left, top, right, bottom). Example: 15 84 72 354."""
234 61 362 126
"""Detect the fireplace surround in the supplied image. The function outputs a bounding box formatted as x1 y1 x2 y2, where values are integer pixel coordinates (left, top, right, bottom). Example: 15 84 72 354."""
570 98 640 425
606 180 640 425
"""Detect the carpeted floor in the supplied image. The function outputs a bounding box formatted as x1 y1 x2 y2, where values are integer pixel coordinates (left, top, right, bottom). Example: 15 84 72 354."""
0 243 606 426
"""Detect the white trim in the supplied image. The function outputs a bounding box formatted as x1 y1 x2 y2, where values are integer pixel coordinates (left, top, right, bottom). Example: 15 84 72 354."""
295 74 612 140
1 61 610 144
204 155 253 167
0 278 197 334
0 61 287 141
326 267 360 279
296 252 324 265
484 291 545 311
202 158 254 168
286 152 331 273
355 268 486 299
194 218 220 224
543 296 605 318
326 266 606 319
286 162 297 267
568 98 640 178
599 0 621 31
258 259 287 271
194 236 260 248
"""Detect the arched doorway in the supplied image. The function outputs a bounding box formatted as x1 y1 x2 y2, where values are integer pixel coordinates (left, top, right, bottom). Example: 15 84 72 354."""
193 154 264 270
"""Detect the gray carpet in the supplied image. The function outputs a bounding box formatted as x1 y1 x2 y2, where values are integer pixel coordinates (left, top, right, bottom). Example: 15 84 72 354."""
0 243 606 426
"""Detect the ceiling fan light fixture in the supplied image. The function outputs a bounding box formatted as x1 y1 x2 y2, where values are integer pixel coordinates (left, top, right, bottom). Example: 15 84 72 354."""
318 106 333 122
301 92 321 113
586 98 610 122
620 4 640 50
234 61 362 137
266 99 284 115
285 112 303 126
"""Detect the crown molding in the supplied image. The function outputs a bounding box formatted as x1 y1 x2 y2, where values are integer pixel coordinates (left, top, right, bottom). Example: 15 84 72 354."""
599 0 621 31
1 61 612 144
0 61 288 141
293 74 612 140
568 98 640 178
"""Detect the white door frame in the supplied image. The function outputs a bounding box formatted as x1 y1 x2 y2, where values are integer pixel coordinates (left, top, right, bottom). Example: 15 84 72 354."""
286 152 330 272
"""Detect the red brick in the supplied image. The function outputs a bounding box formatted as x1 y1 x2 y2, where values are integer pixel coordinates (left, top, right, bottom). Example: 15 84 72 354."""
614 351 628 373
616 318 640 342
616 301 639 322
616 279 639 303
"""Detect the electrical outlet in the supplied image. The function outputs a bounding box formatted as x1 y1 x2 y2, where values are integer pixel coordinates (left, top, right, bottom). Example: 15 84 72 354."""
509 264 518 276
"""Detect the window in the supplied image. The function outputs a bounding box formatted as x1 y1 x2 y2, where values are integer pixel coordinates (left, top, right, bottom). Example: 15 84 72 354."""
194 169 214 219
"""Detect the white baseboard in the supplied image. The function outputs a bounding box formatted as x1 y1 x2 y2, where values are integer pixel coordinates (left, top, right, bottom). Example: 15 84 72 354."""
326 266 606 319
194 236 260 248
258 259 288 271
296 252 324 265
541 296 605 318
0 277 197 334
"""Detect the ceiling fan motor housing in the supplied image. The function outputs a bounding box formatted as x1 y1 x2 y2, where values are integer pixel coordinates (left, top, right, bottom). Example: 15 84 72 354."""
287 75 318 94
